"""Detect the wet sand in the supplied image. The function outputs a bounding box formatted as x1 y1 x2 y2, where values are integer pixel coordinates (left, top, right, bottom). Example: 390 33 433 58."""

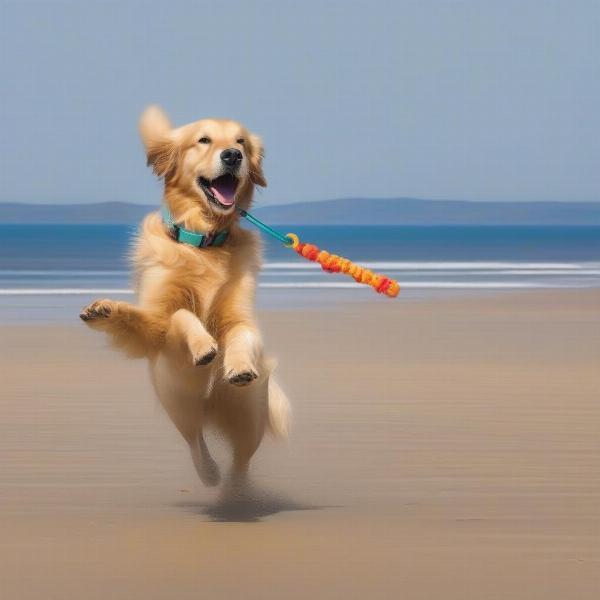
1 290 599 599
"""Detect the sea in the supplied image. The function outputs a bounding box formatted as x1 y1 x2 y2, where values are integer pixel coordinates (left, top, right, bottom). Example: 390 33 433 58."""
1 224 599 322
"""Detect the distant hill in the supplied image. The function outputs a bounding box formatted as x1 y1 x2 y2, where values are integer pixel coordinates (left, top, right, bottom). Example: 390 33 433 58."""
1 198 599 225
255 198 600 225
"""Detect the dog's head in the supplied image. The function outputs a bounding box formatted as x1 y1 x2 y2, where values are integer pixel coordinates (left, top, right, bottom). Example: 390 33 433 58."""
139 106 266 223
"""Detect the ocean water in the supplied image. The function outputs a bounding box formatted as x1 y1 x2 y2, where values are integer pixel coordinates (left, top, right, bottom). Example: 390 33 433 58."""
0 224 599 321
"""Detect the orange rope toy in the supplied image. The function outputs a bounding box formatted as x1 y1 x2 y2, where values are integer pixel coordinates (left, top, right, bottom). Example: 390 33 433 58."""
237 209 400 298
285 232 400 298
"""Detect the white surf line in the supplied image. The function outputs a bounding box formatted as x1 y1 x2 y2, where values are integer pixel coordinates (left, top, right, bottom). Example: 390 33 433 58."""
259 282 555 289
260 269 600 277
2 281 595 295
261 261 589 270
487 269 600 275
0 270 129 276
0 262 595 276
0 289 134 295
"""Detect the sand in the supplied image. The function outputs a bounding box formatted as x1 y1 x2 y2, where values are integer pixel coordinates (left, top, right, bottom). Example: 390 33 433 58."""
1 290 599 599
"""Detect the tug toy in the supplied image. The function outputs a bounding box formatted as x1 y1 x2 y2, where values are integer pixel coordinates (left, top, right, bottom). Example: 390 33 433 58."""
238 209 400 298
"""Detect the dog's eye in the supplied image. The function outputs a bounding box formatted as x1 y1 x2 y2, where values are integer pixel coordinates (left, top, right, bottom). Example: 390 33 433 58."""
198 137 211 144
236 138 245 145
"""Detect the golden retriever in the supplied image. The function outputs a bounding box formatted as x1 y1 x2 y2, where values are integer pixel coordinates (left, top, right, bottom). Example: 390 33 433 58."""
80 106 290 487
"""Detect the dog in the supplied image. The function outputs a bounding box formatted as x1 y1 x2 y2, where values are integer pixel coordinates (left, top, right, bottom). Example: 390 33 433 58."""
80 106 290 487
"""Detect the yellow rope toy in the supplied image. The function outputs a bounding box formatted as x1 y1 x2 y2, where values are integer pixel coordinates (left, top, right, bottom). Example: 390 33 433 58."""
238 209 400 298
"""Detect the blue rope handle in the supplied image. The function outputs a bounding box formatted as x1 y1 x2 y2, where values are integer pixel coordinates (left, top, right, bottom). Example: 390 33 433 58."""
237 208 294 246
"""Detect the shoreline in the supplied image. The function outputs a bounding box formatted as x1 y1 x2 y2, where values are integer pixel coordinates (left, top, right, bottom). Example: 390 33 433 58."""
1 286 600 324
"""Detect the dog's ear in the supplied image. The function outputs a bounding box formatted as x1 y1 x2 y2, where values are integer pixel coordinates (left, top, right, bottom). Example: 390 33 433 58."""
248 133 267 187
139 105 172 145
139 106 179 179
145 138 179 179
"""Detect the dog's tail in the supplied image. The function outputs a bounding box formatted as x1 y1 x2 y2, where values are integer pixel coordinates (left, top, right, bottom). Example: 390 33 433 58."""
266 360 291 439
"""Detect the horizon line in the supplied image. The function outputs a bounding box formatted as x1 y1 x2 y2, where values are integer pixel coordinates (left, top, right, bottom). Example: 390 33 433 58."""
1 197 599 206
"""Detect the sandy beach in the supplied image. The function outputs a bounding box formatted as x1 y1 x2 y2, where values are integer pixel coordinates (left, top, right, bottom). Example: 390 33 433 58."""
1 290 599 599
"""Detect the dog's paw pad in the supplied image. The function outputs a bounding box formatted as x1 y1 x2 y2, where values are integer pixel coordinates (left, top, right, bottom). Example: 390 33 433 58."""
227 369 258 386
194 347 217 366
80 300 113 322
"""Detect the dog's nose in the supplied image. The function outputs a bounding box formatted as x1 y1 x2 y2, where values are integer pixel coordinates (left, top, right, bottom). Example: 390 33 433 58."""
220 148 243 168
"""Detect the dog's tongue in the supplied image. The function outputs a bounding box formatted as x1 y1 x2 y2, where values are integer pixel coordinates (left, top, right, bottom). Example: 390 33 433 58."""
210 176 237 207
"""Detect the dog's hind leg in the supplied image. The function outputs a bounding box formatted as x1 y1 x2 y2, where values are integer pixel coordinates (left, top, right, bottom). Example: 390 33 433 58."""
149 311 222 487
165 404 220 487
190 433 220 487
161 398 220 487
151 353 221 487
209 367 270 482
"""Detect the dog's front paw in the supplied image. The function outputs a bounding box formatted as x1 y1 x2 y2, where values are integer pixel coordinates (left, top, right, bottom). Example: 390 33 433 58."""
226 368 258 387
189 337 218 367
80 299 116 324
193 346 218 366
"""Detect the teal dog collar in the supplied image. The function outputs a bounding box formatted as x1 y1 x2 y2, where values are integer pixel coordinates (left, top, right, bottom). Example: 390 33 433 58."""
162 207 228 248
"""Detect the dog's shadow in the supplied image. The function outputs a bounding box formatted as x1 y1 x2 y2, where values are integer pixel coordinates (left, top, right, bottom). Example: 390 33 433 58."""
173 481 334 523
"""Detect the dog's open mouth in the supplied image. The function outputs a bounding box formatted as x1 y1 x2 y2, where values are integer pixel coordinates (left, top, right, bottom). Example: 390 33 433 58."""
198 174 239 209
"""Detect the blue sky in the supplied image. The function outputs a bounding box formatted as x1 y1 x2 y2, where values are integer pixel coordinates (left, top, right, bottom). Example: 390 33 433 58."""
1 0 599 205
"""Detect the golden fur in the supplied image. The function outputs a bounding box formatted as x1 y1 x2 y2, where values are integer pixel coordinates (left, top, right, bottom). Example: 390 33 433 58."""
80 106 290 487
